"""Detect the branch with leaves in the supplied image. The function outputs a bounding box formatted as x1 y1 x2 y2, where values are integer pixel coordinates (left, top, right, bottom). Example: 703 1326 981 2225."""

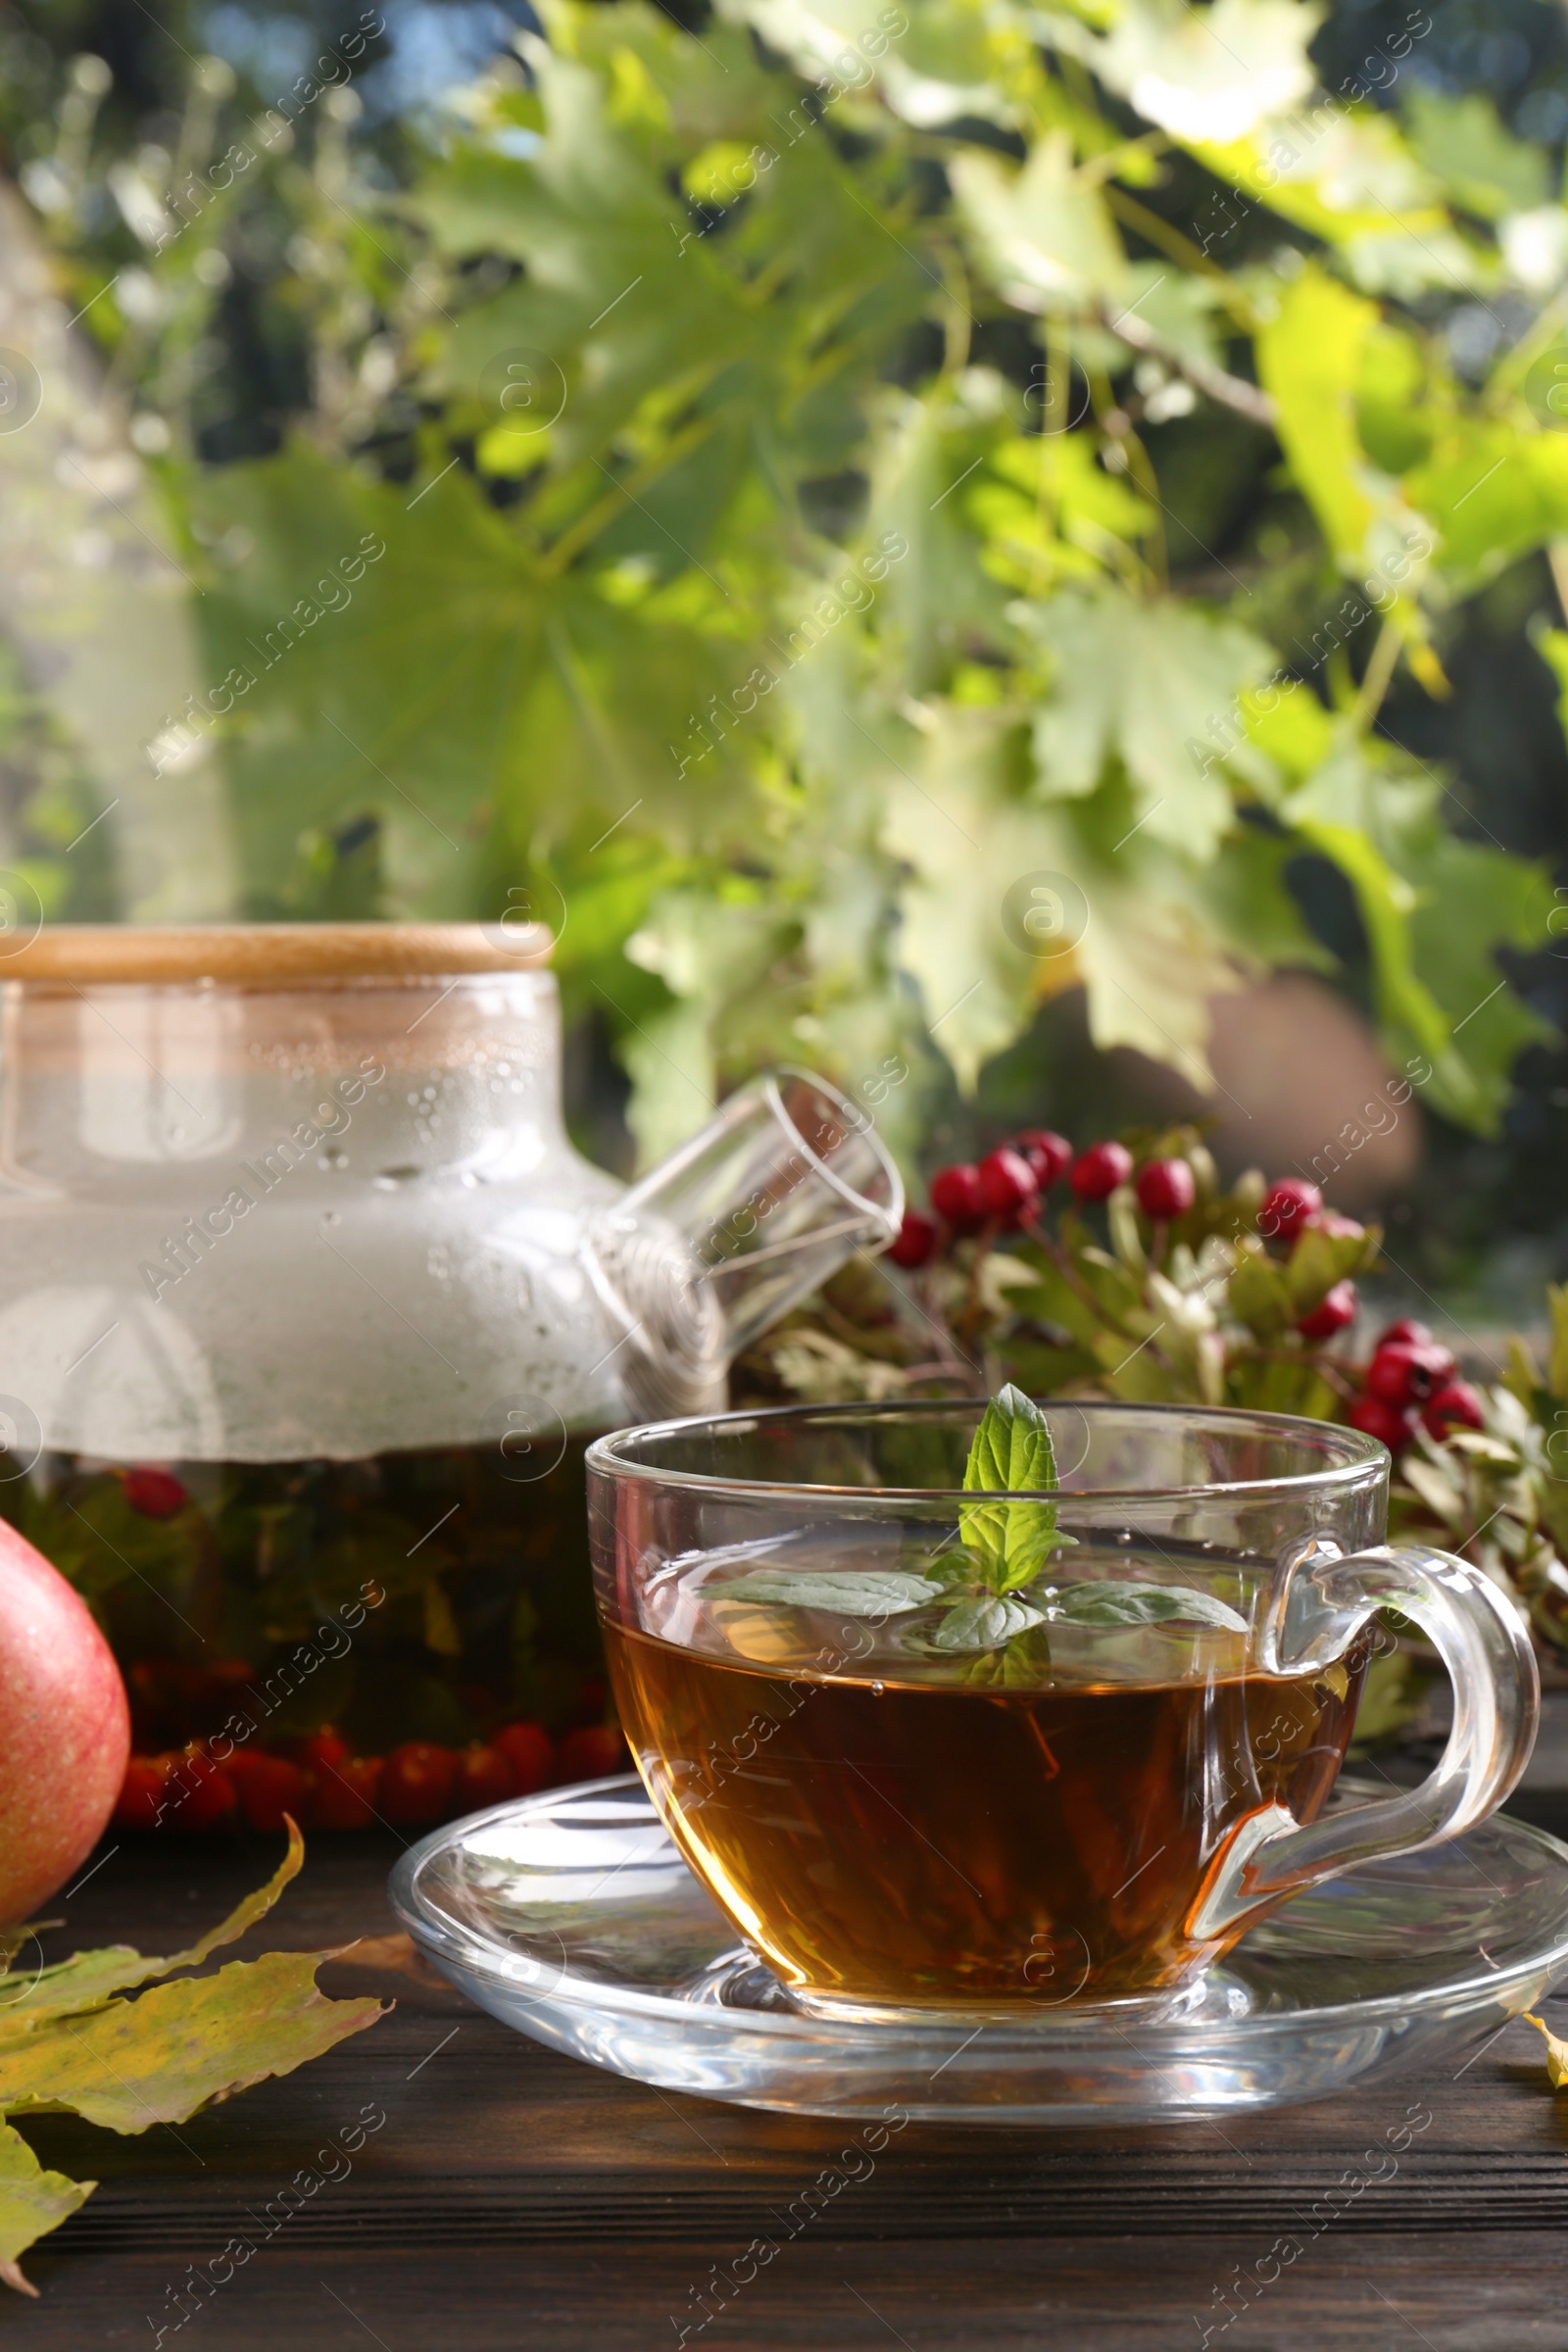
2 0 1561 1166
736 1120 1568 1666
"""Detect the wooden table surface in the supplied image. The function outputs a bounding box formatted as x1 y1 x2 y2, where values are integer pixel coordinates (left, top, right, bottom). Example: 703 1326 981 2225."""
9 1759 1568 2349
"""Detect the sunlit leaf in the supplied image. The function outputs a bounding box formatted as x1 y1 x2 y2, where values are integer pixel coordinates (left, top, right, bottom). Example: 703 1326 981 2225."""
1079 0 1319 145
1256 266 1384 569
1406 423 1568 587
964 1381 1058 1495
950 135 1128 314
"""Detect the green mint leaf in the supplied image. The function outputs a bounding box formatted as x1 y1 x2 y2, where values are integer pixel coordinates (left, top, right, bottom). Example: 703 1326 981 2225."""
960 1383 1072 1592
926 1594 1050 1652
1002 1623 1056 1686
1049 1582 1250 1632
964 1382 1060 1494
722 1569 944 1618
913 1546 986 1592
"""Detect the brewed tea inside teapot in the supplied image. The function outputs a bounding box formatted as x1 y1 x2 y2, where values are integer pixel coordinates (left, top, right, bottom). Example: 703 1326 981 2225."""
0 923 901 1771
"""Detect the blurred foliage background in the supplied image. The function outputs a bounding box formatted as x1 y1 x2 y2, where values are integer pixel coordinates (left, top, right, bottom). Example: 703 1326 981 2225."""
3 0 1568 1321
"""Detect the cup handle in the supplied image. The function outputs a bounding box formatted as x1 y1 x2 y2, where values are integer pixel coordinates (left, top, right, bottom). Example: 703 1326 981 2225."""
1189 1542 1540 1941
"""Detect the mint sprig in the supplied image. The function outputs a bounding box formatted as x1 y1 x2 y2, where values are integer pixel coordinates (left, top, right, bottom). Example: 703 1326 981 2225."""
958 1382 1076 1595
720 1387 1248 1661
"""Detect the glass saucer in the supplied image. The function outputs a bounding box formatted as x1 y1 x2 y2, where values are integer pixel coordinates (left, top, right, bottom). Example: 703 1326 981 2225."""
387 1776 1568 2125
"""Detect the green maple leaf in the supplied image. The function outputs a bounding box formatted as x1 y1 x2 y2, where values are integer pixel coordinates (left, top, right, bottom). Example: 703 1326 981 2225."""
192 447 760 913
1255 266 1385 571
1404 89 1548 221
1019 583 1275 860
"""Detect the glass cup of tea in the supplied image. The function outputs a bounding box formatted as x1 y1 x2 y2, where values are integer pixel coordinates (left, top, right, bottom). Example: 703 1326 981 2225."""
587 1399 1540 2022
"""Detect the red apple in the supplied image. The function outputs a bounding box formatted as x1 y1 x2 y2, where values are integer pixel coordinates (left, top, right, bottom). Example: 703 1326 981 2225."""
0 1521 130 1922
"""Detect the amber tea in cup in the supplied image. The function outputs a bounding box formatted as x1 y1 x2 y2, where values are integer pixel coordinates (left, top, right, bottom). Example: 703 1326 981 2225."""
588 1401 1537 2019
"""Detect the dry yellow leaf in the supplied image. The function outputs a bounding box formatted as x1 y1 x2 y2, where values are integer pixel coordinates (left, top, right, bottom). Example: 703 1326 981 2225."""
0 1951 384 2131
0 1820 306 2040
0 1829 386 2293
1525 2011 1568 2087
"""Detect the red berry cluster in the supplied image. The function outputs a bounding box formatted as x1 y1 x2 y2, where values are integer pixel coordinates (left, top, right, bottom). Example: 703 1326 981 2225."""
888 1142 1487 1462
891 1129 1199 1265
892 1138 1345 1285
111 1717 630 1835
1250 1178 1364 1340
1346 1321 1484 1455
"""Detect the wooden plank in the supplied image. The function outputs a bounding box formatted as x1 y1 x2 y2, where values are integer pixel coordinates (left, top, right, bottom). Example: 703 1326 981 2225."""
17 2235 1568 2348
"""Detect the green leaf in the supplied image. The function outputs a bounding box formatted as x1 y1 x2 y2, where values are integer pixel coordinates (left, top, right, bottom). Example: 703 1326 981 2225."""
193 448 762 916
971 431 1154 595
1406 421 1568 589
0 1953 385 2132
877 702 1060 1094
964 1381 1060 1495
866 389 1013 696
1547 1284 1568 1402
1255 265 1383 571
1226 1244 1296 1340
1050 1582 1249 1631
1355 323 1434 476
1287 797 1516 1125
0 2121 93 2297
1019 584 1275 861
927 1593 1050 1651
1404 88 1549 223
1284 1223 1381 1316
1348 780 1552 1135
950 134 1128 316
960 1382 1074 1589
722 1568 943 1615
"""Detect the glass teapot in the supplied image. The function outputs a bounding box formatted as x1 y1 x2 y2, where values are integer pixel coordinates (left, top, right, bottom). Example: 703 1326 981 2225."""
0 923 901 1769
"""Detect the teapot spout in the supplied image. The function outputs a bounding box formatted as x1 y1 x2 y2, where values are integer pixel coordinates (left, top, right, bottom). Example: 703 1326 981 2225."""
582 1067 904 1419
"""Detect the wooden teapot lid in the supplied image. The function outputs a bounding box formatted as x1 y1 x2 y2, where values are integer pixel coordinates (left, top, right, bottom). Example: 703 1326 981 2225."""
0 923 554 985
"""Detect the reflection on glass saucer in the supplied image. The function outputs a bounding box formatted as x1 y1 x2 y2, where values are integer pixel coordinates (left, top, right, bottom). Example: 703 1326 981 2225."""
389 1777 1568 2125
